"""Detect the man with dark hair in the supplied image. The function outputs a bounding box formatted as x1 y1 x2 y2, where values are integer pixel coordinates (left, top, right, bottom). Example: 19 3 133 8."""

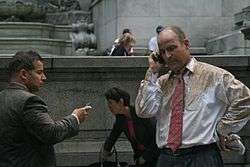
148 25 164 53
0 50 92 167
136 26 250 167
102 87 159 167
104 87 130 106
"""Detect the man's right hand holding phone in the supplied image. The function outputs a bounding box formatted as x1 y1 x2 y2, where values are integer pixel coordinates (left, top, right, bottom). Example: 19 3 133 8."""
148 52 163 74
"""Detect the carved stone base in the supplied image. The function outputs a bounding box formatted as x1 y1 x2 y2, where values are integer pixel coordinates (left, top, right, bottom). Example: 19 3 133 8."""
0 0 47 22
46 10 91 25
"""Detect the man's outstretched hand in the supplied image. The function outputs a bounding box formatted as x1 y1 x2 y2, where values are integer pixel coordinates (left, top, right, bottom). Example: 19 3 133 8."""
72 105 93 123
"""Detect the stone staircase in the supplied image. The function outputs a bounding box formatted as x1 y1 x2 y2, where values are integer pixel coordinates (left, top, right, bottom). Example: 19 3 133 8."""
206 6 250 55
206 30 250 55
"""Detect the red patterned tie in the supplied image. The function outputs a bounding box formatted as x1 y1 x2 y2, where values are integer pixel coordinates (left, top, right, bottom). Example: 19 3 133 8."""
167 75 184 152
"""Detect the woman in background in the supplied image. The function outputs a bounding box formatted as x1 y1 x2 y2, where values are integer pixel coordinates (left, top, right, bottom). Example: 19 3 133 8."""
111 33 136 56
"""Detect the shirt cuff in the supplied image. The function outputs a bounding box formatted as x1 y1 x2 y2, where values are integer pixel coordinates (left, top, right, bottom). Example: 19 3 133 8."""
71 113 80 124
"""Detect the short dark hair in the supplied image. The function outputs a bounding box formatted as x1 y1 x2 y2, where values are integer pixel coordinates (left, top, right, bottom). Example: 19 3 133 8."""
166 26 186 43
156 25 164 34
122 28 131 34
105 87 130 106
8 50 43 77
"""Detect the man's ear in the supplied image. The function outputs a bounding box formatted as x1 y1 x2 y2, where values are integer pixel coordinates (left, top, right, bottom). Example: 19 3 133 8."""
183 39 190 49
19 69 30 81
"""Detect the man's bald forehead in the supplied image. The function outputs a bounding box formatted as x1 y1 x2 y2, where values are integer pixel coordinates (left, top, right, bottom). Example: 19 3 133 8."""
159 26 186 43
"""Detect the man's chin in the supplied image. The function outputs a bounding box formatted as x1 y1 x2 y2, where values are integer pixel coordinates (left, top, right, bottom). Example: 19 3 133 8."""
168 64 185 73
168 66 178 73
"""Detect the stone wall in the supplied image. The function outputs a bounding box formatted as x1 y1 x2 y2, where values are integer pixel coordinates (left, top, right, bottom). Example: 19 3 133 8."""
91 0 250 54
0 56 249 166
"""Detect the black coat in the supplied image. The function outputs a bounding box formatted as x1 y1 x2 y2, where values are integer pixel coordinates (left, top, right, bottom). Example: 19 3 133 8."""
103 106 159 166
110 45 129 56
0 82 79 167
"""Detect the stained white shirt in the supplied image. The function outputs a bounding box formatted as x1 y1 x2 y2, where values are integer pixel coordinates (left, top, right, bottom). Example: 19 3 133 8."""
135 58 250 149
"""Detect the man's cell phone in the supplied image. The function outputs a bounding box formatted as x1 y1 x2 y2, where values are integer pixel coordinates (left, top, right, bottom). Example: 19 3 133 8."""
150 52 165 65
85 102 93 109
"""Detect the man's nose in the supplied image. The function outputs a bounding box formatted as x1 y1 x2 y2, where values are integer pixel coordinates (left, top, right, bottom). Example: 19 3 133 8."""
42 73 47 80
163 51 172 59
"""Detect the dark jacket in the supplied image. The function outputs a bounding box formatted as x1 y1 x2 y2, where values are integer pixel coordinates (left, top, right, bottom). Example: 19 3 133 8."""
104 106 159 166
0 82 79 167
110 45 129 56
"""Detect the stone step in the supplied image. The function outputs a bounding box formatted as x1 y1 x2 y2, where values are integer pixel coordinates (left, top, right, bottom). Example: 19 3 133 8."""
54 138 249 167
55 140 134 167
0 22 71 40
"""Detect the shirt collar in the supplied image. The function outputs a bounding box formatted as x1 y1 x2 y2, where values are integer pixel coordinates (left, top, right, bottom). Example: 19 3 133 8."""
169 57 196 77
7 82 28 91
185 57 196 74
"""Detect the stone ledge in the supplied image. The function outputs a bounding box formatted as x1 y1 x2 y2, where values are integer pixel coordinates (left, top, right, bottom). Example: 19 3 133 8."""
133 46 207 56
0 38 73 55
0 22 72 40
0 55 249 69
54 140 132 153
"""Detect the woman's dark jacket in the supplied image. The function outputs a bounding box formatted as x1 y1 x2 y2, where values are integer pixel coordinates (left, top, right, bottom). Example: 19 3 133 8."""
103 106 159 164
110 45 129 56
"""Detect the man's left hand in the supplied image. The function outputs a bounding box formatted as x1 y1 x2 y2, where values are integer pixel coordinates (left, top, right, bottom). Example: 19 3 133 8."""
218 134 230 151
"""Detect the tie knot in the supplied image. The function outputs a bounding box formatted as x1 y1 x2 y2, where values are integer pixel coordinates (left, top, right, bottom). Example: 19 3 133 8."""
173 68 187 78
177 74 183 79
174 74 184 82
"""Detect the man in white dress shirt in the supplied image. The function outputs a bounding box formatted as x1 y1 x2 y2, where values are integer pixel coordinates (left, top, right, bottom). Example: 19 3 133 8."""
136 26 250 167
148 25 164 53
